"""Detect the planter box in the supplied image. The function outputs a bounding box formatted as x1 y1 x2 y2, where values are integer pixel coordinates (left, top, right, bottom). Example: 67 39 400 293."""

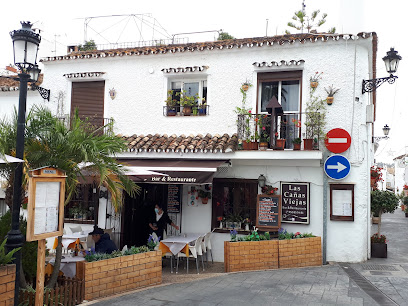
77 250 162 301
371 243 387 258
224 240 278 272
278 237 322 269
0 264 16 305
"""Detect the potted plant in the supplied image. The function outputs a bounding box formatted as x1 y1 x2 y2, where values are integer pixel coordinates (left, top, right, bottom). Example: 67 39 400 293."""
293 137 302 150
371 190 399 233
165 90 178 116
403 184 408 196
274 132 285 150
241 80 252 92
198 98 207 116
0 238 20 306
370 166 383 190
371 233 387 258
304 84 326 150
258 115 269 150
180 90 199 116
324 85 340 105
309 71 323 88
198 189 212 204
225 213 243 229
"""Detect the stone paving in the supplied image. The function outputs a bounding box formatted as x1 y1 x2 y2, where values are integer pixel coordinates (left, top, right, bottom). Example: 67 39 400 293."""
85 208 408 306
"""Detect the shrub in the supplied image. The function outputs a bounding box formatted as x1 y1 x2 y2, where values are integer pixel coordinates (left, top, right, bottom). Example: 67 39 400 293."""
371 190 399 217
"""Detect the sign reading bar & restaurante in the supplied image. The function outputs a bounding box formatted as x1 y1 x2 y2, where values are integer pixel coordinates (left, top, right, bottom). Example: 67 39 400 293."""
280 182 310 224
256 194 281 231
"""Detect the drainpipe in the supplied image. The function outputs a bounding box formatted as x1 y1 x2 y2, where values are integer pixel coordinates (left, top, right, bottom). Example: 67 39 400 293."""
322 150 329 265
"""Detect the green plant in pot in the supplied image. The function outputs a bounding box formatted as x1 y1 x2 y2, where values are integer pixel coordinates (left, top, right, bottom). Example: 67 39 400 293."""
324 85 340 105
371 233 387 258
293 137 302 150
225 213 243 229
165 90 178 116
371 190 399 234
180 90 199 116
198 189 212 204
304 82 326 150
198 98 207 116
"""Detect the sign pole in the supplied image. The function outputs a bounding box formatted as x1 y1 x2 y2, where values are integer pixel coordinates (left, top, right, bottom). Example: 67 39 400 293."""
35 239 46 306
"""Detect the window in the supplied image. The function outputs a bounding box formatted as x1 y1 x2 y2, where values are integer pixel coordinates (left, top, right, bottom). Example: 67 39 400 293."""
211 179 258 230
65 184 98 224
257 71 302 148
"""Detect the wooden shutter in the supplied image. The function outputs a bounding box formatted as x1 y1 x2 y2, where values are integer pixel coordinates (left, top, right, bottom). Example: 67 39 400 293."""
71 81 105 127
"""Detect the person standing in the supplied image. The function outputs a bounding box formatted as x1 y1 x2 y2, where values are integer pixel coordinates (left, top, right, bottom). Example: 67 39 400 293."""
149 204 179 239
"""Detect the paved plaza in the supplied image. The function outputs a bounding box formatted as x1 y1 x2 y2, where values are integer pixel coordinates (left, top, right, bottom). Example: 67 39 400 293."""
86 209 408 306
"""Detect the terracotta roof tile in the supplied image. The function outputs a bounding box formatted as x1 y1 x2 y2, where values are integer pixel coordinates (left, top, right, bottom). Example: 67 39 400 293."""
121 133 238 153
41 32 375 62
0 74 44 92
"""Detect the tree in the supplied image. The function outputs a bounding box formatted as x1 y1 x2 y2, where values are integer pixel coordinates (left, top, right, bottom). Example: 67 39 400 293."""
217 32 235 40
78 40 97 51
371 190 399 234
0 106 139 287
286 9 335 34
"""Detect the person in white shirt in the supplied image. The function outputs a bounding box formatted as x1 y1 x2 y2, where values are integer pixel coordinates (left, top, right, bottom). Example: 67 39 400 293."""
148 204 179 239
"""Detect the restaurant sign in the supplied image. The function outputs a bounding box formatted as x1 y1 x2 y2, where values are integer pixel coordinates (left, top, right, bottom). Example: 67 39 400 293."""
280 182 310 224
143 171 215 184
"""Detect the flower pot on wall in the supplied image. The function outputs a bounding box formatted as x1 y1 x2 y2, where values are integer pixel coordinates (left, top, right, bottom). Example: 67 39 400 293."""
201 197 209 204
304 139 313 150
371 243 387 258
242 84 249 91
198 108 207 116
167 108 177 116
401 204 405 211
275 139 286 150
310 81 318 88
326 97 334 105
259 142 268 151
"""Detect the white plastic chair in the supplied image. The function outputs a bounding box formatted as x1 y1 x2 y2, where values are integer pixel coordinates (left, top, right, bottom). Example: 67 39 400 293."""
70 225 82 233
176 236 204 274
203 232 214 264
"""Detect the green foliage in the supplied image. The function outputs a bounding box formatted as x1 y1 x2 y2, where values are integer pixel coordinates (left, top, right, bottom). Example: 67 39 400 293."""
278 228 315 240
164 90 178 107
0 238 21 265
179 90 199 107
0 211 38 281
293 137 302 144
85 245 151 262
305 81 326 139
78 40 97 51
286 9 335 34
371 190 399 217
403 197 408 206
217 32 235 40
198 189 212 199
371 233 386 244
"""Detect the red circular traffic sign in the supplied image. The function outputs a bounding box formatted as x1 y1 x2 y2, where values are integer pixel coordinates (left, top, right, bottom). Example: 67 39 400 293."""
324 128 351 153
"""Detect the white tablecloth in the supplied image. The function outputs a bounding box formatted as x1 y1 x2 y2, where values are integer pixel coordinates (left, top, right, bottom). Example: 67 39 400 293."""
161 233 202 255
49 256 85 278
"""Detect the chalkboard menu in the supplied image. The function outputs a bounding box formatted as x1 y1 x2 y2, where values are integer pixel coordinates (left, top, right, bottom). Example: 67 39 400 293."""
281 182 310 224
256 194 281 230
167 185 181 213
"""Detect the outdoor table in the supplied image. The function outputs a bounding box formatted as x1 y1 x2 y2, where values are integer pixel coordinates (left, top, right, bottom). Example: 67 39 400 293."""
52 232 90 250
159 233 202 256
48 255 85 278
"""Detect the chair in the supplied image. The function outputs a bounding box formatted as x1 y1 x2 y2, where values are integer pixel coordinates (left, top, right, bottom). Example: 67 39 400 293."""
203 231 214 264
176 236 205 274
70 225 82 233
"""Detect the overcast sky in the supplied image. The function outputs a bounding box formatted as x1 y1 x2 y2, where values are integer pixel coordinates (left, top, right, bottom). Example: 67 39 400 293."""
1 0 406 163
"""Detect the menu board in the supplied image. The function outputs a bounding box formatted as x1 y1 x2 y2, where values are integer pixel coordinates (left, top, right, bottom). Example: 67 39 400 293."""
281 182 310 224
34 182 61 235
330 184 354 221
256 194 281 230
167 184 181 213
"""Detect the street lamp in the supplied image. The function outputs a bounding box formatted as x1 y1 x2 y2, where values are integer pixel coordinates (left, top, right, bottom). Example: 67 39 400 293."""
7 21 41 305
258 174 266 188
373 124 390 142
362 48 402 94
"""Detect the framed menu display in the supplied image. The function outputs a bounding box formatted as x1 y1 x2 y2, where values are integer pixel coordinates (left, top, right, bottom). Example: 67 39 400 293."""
330 184 354 221
26 167 66 241
256 194 281 231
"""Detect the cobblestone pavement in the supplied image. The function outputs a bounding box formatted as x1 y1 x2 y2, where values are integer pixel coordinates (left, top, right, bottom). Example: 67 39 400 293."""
85 209 408 306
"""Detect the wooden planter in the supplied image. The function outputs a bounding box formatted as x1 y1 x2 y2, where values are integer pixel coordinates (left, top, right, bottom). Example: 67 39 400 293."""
371 243 387 258
278 237 322 268
224 240 279 272
224 237 322 272
77 251 162 301
0 264 16 305
304 139 313 150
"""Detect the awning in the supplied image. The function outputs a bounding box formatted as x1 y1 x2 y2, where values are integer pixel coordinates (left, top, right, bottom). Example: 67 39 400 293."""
0 154 24 163
117 159 228 184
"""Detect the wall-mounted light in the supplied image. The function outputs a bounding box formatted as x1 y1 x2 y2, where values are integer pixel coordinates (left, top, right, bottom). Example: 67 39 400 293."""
258 174 266 188
373 124 390 142
362 48 402 94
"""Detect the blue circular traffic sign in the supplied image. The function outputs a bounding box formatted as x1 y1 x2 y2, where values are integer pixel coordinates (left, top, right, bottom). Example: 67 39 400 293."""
324 155 351 180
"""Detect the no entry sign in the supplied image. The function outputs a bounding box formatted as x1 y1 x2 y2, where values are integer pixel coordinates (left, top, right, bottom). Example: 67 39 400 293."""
325 128 351 153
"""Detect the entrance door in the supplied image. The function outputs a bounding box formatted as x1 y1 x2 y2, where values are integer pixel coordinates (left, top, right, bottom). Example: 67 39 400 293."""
121 184 167 248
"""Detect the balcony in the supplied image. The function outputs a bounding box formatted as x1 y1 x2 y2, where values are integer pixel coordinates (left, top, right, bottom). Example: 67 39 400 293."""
163 105 210 117
58 115 114 135
237 112 322 150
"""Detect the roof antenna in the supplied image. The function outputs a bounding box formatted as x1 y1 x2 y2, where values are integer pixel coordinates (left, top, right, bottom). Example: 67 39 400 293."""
265 19 269 37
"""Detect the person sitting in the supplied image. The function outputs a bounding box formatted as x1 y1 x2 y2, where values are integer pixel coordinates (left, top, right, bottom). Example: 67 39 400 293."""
89 226 118 254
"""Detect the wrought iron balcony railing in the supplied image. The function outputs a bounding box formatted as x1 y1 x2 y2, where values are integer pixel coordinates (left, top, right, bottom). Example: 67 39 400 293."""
237 112 322 150
163 105 210 117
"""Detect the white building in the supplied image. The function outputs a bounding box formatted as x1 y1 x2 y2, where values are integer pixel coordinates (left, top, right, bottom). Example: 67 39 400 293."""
37 32 380 263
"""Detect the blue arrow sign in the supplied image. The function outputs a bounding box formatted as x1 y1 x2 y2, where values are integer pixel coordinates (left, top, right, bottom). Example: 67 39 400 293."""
324 155 351 180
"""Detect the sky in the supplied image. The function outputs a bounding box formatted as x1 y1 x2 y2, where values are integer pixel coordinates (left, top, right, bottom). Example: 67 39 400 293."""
0 0 406 164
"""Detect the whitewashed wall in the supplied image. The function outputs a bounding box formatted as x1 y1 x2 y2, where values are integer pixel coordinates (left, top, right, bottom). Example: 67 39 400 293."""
40 35 374 263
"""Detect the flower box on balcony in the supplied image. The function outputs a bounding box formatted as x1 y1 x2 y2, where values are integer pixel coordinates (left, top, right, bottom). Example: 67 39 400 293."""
77 250 162 301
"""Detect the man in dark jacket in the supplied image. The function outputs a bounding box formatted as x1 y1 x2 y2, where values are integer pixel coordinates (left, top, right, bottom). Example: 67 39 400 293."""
89 226 118 254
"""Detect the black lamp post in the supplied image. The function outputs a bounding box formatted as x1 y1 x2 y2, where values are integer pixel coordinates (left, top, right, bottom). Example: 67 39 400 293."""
373 124 391 142
7 21 41 305
362 48 402 94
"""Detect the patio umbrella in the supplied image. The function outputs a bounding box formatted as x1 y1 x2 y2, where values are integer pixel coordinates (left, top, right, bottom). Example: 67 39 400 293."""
0 154 24 163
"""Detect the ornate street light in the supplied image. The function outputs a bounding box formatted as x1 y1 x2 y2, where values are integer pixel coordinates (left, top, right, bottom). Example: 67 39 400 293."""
7 21 41 305
362 48 402 94
29 65 50 101
258 174 266 188
373 124 390 142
